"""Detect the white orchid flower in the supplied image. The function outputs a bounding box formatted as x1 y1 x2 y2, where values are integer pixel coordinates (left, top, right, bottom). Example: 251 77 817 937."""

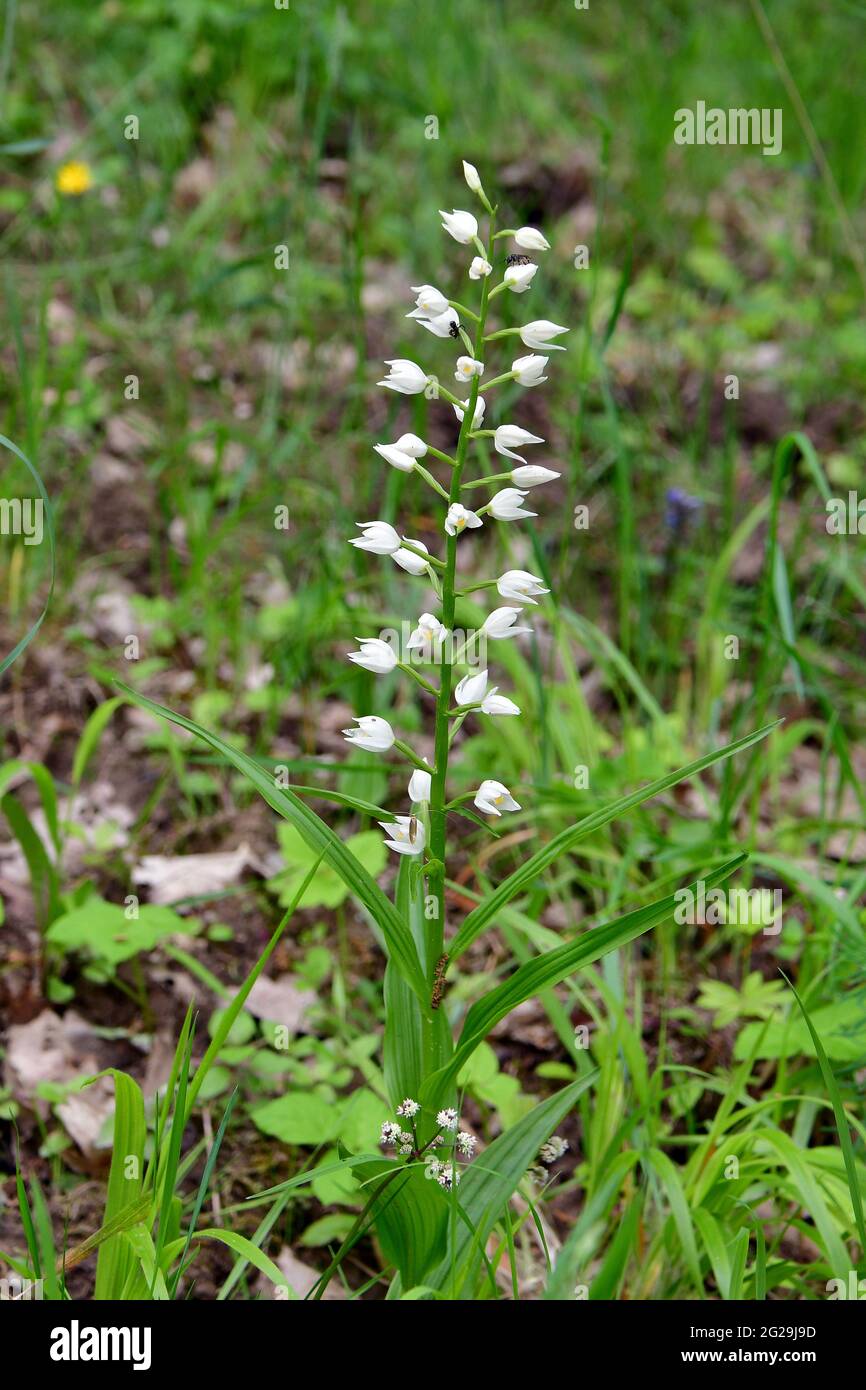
469 256 492 279
410 307 460 338
393 433 428 458
453 396 486 427
411 284 450 317
511 465 560 488
462 160 482 193
348 638 398 673
454 668 488 706
480 687 521 716
407 612 448 650
374 443 415 472
439 208 478 244
488 488 537 521
481 607 532 640
408 764 432 802
493 424 545 463
512 354 548 387
392 539 430 575
514 226 550 251
519 319 569 351
342 715 395 752
503 263 537 293
445 503 483 537
349 520 401 554
380 815 426 857
497 569 550 605
455 356 484 383
474 780 521 815
378 359 430 394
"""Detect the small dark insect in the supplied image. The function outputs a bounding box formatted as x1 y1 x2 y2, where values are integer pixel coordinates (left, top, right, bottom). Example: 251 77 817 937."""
506 253 532 267
408 815 419 845
448 320 460 339
431 953 449 1009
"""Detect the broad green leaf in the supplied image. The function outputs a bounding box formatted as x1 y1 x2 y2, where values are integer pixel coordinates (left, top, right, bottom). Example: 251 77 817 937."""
735 995 866 1063
337 1088 388 1152
47 898 195 967
449 722 779 960
346 1155 447 1289
269 825 386 909
252 1092 340 1146
423 855 747 1106
425 1073 598 1296
300 1213 354 1247
115 682 429 1011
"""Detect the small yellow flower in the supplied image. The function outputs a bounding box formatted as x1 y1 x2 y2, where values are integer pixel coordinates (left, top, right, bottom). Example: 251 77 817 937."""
55 161 93 196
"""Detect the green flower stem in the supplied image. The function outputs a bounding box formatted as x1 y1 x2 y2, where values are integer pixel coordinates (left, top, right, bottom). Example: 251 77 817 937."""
427 445 457 468
455 579 498 597
436 385 465 408
414 463 450 501
400 540 445 570
443 792 474 811
397 662 438 696
448 300 480 323
449 634 485 666
427 209 497 980
447 710 472 743
483 327 520 342
462 472 513 490
393 738 434 773
482 371 515 389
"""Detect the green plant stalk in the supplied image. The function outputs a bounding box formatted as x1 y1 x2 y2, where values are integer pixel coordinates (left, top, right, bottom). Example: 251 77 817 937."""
427 209 496 986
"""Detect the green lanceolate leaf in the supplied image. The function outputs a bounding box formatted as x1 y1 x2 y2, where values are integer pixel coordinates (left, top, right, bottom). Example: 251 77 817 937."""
449 722 779 961
343 1155 448 1291
384 857 453 1109
783 973 866 1263
425 1073 598 1296
115 682 429 1012
94 1070 146 1299
423 854 748 1107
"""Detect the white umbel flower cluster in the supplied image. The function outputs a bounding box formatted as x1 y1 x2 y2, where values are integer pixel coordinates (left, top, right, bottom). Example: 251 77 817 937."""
343 160 565 948
380 1098 479 1191
539 1135 569 1165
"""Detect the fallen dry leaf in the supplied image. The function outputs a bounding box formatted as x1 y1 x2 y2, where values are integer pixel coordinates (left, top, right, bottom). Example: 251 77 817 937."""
4 1010 114 1154
132 843 263 905
245 974 316 1033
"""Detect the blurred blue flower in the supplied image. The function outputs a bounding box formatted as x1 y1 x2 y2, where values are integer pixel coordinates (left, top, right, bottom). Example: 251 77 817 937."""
664 487 703 532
